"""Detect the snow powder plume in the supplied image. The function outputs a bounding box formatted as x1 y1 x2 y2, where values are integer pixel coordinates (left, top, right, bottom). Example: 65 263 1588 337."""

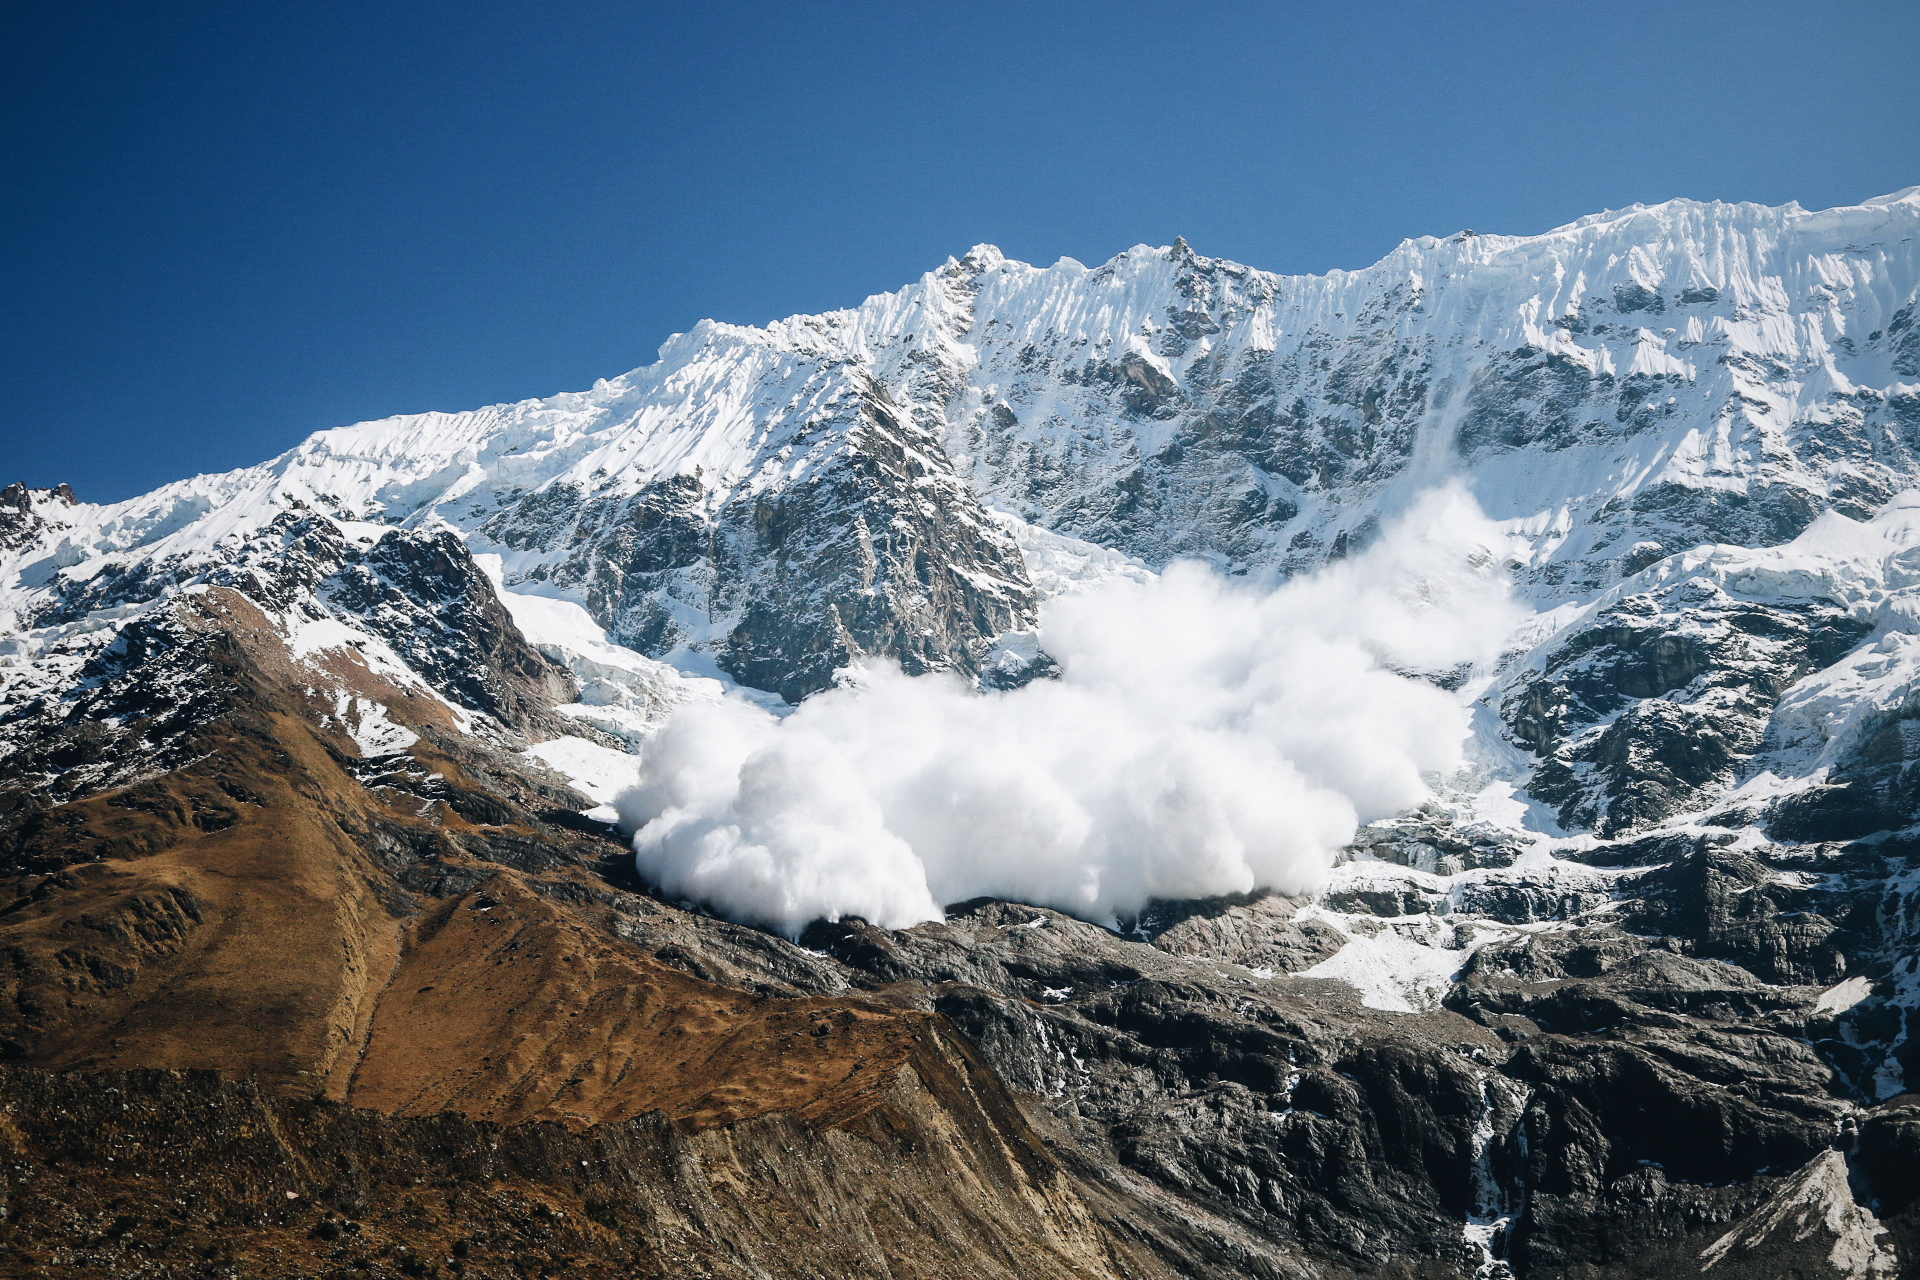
615 485 1528 936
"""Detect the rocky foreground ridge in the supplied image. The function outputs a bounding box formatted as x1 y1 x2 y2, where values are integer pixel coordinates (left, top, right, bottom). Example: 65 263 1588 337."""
2 188 1919 1278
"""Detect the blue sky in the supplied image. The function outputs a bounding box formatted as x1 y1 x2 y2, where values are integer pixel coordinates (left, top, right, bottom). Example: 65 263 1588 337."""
5 0 1917 502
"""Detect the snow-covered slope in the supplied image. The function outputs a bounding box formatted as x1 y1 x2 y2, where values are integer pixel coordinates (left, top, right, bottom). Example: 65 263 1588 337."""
941 189 1920 583
9 188 1917 687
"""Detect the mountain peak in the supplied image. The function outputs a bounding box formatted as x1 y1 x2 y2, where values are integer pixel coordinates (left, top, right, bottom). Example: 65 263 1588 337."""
1863 184 1920 207
954 243 1006 270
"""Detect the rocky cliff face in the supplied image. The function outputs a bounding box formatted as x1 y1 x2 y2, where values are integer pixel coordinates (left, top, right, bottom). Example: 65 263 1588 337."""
4 188 1920 1278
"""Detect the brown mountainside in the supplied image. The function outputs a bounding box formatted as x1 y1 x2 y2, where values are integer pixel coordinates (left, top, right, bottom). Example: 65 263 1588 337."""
0 574 1302 1279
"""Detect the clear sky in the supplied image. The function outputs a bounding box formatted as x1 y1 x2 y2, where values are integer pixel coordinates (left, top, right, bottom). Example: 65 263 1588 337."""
5 0 1917 503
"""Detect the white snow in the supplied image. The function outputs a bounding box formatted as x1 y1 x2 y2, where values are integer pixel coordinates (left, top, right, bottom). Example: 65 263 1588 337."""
287 617 368 660
475 554 720 746
1290 842 1632 1013
1696 493 1920 778
3 187 1919 942
1293 913 1466 1012
523 735 641 822
1813 976 1874 1015
989 509 1156 600
8 187 1915 639
331 695 418 756
616 488 1524 935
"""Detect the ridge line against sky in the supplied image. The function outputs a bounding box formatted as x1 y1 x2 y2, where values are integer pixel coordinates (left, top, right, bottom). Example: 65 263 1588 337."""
5 0 1917 503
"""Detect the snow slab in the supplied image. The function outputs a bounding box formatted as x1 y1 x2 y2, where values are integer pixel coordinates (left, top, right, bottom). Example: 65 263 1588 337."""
523 735 641 824
1293 910 1466 1012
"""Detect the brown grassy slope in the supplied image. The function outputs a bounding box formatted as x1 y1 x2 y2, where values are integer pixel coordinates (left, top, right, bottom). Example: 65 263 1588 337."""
345 873 928 1130
0 586 932 1128
0 1034 1217 1280
0 628 412 1088
0 587 1277 1279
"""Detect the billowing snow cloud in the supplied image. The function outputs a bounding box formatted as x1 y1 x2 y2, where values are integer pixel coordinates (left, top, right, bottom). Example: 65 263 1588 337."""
615 485 1526 936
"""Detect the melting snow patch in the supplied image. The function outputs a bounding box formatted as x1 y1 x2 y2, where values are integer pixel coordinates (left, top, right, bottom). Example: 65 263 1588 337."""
1813 976 1875 1015
334 696 418 756
524 735 641 821
1293 913 1465 1012
1459 778 1532 831
290 617 369 660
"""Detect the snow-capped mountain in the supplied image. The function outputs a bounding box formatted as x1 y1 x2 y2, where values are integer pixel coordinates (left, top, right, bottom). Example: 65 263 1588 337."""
9 186 1919 843
15 188 1916 688
3 187 1920 1279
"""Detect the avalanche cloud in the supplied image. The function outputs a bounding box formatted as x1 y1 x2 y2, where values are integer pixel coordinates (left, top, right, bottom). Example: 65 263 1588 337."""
616 486 1527 935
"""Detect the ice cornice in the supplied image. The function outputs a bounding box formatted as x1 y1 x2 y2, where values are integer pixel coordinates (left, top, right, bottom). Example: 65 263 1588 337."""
1862 186 1920 208
1366 188 1918 284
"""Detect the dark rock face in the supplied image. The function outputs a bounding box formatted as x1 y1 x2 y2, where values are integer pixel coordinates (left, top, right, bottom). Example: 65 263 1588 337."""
1456 346 1615 458
1505 579 1871 835
2 500 1916 1278
715 387 1035 701
801 901 1507 1276
0 481 76 550
481 382 1036 702
0 598 1288 1280
1345 805 1531 876
1616 839 1849 985
951 249 1431 574
769 852 1916 1280
0 606 251 815
1768 688 1920 843
1889 304 1920 378
0 1052 1218 1280
488 474 712 660
1623 481 1823 553
1128 893 1347 973
320 527 579 735
23 513 577 741
946 234 1920 593
1859 1095 1920 1239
